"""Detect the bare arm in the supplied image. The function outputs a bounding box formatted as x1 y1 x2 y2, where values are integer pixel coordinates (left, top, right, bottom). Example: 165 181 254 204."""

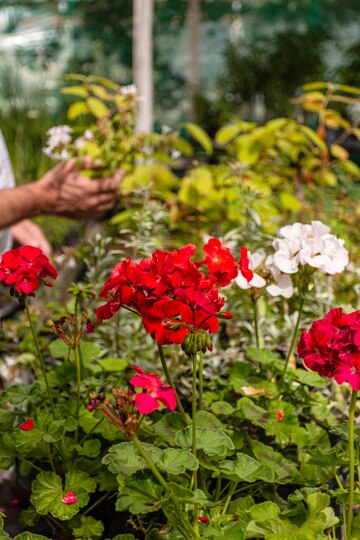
0 158 123 228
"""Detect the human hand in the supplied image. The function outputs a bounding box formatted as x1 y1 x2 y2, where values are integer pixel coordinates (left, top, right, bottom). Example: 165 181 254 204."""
36 158 124 220
11 220 52 257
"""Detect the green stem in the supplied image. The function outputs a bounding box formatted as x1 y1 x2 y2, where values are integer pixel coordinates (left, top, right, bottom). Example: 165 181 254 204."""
215 478 221 501
84 491 112 515
24 297 55 416
133 435 196 539
79 418 104 445
74 345 82 421
278 295 305 391
192 355 199 532
347 390 358 540
198 351 204 411
157 344 189 424
252 296 260 348
222 481 238 516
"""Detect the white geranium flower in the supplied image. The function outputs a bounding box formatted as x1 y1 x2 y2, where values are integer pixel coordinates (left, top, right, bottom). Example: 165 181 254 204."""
266 267 294 298
269 220 349 277
235 251 266 289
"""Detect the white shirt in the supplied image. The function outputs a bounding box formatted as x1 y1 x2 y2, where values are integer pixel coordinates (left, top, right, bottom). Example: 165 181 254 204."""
0 130 15 254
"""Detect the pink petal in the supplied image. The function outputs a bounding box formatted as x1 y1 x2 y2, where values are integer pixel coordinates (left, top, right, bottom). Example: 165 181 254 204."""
61 491 77 504
135 393 159 414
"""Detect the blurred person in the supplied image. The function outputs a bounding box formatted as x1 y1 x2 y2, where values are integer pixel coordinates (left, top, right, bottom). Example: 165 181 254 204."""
0 130 123 256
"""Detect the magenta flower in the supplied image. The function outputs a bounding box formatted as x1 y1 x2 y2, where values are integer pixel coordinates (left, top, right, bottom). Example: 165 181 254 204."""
129 366 177 414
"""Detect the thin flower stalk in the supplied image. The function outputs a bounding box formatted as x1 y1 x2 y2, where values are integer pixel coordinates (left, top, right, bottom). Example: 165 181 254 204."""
24 297 55 416
347 390 358 540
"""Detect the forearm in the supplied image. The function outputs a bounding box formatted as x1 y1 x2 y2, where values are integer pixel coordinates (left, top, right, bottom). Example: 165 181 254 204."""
0 182 50 228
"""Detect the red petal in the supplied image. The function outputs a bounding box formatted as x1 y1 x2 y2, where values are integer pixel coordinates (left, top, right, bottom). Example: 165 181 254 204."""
19 418 35 431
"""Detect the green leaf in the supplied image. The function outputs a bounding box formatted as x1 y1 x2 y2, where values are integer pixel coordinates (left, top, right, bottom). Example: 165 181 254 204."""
30 471 94 520
0 434 16 469
153 412 187 445
61 85 88 98
67 101 89 121
72 516 104 539
300 125 327 153
76 439 101 458
111 536 135 540
215 123 243 145
246 348 284 371
175 427 234 458
13 534 51 540
251 440 299 483
203 520 247 540
86 97 109 118
0 384 40 405
210 401 235 416
48 339 69 359
157 448 198 474
103 441 198 476
103 442 146 476
116 473 163 514
236 397 270 427
182 123 212 155
97 357 128 372
292 369 326 388
216 453 275 483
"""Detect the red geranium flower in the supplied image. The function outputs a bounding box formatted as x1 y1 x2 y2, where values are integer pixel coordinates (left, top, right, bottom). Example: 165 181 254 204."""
19 418 35 431
297 307 360 390
0 246 57 295
129 366 177 414
141 299 190 345
202 238 238 286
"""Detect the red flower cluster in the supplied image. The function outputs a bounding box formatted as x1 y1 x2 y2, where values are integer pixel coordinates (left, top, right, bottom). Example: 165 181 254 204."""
129 366 177 414
96 240 252 347
297 307 360 390
0 246 57 295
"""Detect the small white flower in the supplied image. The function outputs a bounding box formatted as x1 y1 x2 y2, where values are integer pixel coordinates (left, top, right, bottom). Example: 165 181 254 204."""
120 84 138 96
171 149 181 160
43 125 72 160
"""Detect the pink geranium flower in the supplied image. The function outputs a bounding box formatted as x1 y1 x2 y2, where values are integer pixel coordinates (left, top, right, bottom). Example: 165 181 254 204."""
129 366 177 414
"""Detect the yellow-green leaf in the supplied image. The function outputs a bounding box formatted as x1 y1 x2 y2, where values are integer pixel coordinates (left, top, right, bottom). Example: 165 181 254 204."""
215 123 243 145
279 192 302 212
320 169 338 186
302 81 329 91
90 84 111 100
300 126 327 153
67 101 89 120
86 97 109 118
64 73 87 82
330 144 349 161
61 85 88 98
182 123 212 155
